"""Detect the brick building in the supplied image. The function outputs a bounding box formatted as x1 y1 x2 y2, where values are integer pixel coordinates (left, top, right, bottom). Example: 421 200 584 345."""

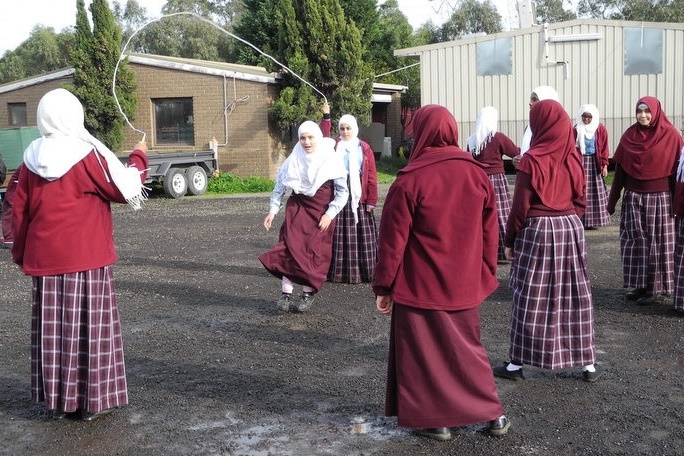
0 54 406 180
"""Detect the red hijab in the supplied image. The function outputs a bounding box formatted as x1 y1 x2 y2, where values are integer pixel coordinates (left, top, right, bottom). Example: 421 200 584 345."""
612 96 683 180
403 105 465 172
518 100 584 210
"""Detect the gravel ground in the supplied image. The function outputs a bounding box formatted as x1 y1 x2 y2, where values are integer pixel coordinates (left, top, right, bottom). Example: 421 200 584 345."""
1 185 683 456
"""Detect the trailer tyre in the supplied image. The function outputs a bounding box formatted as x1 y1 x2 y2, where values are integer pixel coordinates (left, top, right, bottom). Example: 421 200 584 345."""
186 165 208 196
163 167 188 199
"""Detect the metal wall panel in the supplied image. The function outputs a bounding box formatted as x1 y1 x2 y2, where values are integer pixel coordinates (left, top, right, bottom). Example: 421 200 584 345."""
399 20 684 156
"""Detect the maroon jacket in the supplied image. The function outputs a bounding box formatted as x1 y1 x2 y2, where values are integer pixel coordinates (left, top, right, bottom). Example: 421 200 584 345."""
12 149 148 276
372 151 499 311
469 132 519 175
320 117 378 206
573 123 610 169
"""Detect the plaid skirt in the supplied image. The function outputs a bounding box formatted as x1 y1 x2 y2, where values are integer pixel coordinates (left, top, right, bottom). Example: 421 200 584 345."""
508 215 595 369
582 155 610 228
327 202 378 283
619 191 675 296
490 173 513 261
675 219 684 310
31 266 128 413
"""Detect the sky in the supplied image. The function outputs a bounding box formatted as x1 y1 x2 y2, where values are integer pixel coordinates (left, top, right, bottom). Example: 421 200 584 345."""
0 0 517 56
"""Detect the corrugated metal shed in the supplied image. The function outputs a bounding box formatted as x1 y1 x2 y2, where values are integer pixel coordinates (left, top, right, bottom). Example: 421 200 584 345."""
395 19 684 153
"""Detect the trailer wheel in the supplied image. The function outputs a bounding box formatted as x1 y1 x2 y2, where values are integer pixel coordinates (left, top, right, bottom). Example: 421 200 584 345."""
162 167 188 199
185 166 208 196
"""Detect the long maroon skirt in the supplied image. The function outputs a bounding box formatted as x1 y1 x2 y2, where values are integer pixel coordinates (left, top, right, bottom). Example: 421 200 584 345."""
259 182 335 292
385 303 503 428
31 266 128 414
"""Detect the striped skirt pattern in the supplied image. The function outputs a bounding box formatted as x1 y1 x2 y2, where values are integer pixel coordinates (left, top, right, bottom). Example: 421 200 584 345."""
581 155 610 228
508 215 595 369
31 266 128 414
619 191 675 296
674 218 684 310
489 173 513 261
327 202 378 283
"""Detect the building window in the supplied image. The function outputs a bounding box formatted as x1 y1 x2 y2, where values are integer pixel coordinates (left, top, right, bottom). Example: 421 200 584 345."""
477 37 513 76
624 28 663 75
153 98 195 145
9 103 27 126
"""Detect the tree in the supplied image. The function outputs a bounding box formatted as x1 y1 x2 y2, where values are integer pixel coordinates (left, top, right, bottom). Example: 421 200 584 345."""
370 0 420 108
236 0 373 129
534 0 577 23
441 0 503 41
67 0 136 150
577 0 684 21
0 26 74 84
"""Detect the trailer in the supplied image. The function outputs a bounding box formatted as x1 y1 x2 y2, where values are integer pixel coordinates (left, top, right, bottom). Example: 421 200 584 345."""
121 150 218 199
0 126 218 199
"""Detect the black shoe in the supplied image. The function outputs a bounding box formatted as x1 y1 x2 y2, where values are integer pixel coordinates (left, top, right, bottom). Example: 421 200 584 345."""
487 415 511 436
413 427 452 441
294 292 315 312
493 364 525 381
49 409 67 420
583 368 602 383
276 293 292 312
636 295 655 306
81 407 115 421
626 288 648 300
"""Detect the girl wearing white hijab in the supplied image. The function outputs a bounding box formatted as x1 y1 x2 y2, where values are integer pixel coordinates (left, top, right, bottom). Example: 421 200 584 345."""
320 102 379 284
574 104 611 229
11 88 149 421
467 106 519 262
260 121 349 312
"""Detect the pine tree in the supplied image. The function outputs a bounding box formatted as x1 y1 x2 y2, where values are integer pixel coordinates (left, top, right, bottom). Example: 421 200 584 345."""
236 0 373 129
67 0 136 150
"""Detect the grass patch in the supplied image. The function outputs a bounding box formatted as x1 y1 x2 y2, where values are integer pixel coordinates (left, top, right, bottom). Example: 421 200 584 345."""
204 157 407 195
376 156 407 184
207 173 274 194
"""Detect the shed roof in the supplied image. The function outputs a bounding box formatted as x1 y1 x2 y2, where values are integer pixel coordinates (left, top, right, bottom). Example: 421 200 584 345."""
394 18 684 57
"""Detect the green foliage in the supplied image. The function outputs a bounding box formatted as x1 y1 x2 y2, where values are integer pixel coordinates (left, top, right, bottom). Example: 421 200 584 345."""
235 0 374 129
207 172 274 193
575 0 684 22
441 0 503 40
66 0 136 151
0 27 73 84
375 155 407 184
534 0 577 23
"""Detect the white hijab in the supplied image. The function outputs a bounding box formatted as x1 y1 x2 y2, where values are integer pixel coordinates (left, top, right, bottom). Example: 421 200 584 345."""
575 104 600 155
23 88 147 209
279 121 346 197
336 114 362 223
467 106 498 156
520 85 559 154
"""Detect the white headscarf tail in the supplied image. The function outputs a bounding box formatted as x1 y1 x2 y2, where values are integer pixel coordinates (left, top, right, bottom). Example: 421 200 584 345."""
24 88 147 210
337 114 362 224
467 106 498 156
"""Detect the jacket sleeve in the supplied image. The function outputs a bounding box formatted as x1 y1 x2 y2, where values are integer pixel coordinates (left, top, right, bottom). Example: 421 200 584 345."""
596 124 610 168
505 170 533 248
83 149 149 204
372 180 414 296
607 164 625 215
10 165 29 268
362 142 378 206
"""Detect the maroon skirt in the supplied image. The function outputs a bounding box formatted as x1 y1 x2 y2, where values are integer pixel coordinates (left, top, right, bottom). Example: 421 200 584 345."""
259 181 335 292
385 303 503 428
